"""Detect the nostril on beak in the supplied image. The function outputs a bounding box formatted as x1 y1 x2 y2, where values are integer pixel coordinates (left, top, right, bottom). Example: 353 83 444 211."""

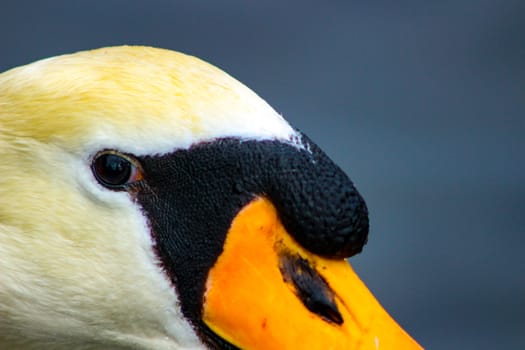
279 251 343 325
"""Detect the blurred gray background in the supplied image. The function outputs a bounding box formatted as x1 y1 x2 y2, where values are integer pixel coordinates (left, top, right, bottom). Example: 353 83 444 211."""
1 1 523 349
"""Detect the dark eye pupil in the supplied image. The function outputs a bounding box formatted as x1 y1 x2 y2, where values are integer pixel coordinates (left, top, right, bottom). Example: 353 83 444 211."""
93 154 132 187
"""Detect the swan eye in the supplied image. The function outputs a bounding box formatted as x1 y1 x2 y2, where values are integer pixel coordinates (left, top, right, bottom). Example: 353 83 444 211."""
92 151 143 190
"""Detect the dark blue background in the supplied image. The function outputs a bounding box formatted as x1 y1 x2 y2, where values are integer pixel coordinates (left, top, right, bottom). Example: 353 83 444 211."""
1 1 523 349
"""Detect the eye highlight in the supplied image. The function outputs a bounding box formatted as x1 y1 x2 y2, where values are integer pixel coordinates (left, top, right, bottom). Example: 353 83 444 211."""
91 151 143 190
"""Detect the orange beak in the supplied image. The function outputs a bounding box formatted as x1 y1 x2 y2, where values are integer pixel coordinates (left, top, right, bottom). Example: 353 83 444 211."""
203 197 422 349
